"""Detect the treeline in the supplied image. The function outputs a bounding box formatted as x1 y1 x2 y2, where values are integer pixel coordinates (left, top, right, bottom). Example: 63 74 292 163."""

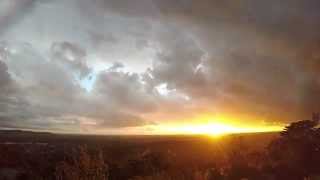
1 114 320 180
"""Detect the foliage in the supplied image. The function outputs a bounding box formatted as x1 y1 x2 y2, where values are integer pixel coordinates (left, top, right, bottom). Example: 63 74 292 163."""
267 114 320 179
54 146 108 180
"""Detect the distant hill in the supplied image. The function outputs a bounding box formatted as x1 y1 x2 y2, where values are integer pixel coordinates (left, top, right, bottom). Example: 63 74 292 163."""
0 129 53 136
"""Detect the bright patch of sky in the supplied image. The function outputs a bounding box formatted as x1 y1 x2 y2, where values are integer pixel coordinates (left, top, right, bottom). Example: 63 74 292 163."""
79 71 98 92
155 83 170 96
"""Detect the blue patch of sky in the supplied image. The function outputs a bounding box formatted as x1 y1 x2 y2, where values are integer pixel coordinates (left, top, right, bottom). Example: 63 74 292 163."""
79 71 98 92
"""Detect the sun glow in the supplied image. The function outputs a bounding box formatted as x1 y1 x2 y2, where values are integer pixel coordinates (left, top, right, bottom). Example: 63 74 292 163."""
148 115 284 136
152 123 282 136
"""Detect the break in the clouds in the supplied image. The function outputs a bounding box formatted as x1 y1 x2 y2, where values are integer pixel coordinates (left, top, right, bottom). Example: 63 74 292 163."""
0 0 319 133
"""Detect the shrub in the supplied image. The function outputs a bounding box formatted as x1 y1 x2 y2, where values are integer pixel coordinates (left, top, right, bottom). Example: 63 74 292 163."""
55 146 108 180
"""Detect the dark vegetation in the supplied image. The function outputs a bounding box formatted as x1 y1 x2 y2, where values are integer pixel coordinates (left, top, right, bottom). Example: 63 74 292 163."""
0 114 320 180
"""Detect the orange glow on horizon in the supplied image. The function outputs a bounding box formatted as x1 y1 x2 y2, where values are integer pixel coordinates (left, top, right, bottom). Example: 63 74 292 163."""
145 114 284 136
92 114 285 135
149 123 283 136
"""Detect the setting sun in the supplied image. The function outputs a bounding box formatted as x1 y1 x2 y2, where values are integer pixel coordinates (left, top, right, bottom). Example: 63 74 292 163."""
147 114 284 136
151 123 283 136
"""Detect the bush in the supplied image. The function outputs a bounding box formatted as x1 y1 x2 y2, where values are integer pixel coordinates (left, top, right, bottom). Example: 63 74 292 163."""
55 146 108 180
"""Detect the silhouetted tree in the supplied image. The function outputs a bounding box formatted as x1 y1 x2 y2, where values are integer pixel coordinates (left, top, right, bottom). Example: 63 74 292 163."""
267 113 320 179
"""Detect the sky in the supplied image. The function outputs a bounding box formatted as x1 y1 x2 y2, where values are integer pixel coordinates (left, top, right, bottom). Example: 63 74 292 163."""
0 0 319 134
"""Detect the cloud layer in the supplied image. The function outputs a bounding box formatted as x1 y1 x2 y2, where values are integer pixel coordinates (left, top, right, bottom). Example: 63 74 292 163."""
0 0 319 133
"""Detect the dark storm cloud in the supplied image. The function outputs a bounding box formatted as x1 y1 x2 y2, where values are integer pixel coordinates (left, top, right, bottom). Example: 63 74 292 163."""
124 0 320 122
171 0 320 121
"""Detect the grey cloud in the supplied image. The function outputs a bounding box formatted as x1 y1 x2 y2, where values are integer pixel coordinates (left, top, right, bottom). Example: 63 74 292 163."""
0 0 36 35
0 42 158 131
0 60 11 89
0 60 38 130
98 112 153 128
0 42 84 129
95 65 158 113
151 26 206 90
1 0 158 72
51 41 91 78
108 62 124 71
298 72 320 118
81 0 161 19
144 4 320 122
88 31 117 49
